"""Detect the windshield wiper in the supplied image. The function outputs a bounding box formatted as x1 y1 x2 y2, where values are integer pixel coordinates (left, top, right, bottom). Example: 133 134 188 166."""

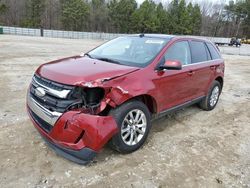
96 57 122 65
84 53 94 59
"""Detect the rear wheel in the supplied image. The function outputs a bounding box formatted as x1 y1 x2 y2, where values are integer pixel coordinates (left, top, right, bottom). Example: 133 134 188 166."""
109 100 151 153
199 80 221 111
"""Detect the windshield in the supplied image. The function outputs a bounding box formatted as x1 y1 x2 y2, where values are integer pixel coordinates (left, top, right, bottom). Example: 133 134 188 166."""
88 36 170 67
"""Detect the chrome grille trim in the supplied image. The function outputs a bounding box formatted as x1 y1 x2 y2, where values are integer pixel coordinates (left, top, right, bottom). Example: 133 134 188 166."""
27 94 62 126
32 76 71 99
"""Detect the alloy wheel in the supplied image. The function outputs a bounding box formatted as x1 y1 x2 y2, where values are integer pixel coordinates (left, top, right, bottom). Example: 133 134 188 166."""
121 109 147 146
210 86 220 107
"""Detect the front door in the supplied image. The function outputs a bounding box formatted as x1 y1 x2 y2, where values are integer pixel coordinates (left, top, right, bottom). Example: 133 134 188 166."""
153 40 196 112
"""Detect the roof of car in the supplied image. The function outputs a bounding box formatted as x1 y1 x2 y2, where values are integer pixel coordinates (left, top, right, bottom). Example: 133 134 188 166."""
128 34 212 43
128 34 175 39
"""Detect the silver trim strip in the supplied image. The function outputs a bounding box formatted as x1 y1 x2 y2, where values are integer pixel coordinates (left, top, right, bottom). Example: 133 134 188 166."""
32 77 71 99
182 59 220 67
27 94 62 126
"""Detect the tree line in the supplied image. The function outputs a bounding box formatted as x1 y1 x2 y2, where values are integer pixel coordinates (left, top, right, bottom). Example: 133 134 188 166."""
0 0 249 38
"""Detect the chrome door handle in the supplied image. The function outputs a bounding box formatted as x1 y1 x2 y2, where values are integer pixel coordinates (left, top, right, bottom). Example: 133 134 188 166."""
210 66 216 70
187 71 194 76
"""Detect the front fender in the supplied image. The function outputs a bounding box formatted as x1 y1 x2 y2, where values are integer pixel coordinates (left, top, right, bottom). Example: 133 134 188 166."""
104 75 156 108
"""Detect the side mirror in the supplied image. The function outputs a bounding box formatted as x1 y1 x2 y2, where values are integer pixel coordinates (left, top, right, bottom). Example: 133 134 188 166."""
158 60 182 71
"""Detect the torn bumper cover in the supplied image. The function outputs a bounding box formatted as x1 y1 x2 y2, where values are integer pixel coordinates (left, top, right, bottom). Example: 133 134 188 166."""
40 134 96 165
27 106 118 164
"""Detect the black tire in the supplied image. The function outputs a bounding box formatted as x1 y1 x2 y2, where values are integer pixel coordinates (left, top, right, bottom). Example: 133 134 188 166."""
199 80 222 111
109 100 151 153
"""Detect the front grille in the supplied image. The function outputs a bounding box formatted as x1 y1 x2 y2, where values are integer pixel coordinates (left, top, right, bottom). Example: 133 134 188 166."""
29 108 53 132
30 87 78 112
30 74 80 113
34 74 73 91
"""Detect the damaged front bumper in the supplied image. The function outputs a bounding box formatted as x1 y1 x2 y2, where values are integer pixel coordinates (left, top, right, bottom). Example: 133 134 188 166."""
27 94 118 164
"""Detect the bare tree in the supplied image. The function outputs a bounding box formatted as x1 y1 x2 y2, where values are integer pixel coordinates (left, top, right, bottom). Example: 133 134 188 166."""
42 0 61 29
2 0 26 26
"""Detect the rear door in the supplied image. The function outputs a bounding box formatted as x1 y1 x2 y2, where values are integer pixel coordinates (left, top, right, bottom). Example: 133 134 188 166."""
187 40 215 98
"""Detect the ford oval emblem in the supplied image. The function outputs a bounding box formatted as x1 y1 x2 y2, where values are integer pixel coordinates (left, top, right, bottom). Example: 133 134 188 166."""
35 87 46 97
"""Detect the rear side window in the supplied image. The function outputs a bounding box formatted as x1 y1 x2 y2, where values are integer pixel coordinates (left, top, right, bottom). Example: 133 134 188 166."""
189 41 209 63
164 41 191 65
206 43 221 60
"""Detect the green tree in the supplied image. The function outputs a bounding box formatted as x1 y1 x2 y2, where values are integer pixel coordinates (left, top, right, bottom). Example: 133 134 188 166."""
225 0 250 37
61 0 89 31
178 0 190 34
186 3 202 35
168 0 179 34
131 0 159 33
242 0 250 37
186 2 193 34
156 3 169 33
22 0 45 28
167 0 202 35
0 0 7 15
191 4 202 35
108 0 137 33
88 0 109 32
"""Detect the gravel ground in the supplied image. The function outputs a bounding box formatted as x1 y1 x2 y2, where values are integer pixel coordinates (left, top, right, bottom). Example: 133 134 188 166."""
0 35 250 188
219 44 250 56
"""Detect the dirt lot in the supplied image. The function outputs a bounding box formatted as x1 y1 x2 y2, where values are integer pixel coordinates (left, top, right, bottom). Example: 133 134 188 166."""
0 35 250 188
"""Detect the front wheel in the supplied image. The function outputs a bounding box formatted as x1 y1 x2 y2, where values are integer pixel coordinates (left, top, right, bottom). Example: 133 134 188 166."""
199 80 222 111
109 100 151 153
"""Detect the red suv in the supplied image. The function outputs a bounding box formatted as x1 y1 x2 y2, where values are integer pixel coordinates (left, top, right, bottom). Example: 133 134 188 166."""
27 34 224 164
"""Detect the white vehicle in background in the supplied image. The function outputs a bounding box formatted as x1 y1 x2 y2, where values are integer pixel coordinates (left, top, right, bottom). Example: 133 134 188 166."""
209 37 241 47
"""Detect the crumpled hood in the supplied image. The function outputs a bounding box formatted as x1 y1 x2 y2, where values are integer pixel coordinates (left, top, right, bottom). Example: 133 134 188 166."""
36 56 139 86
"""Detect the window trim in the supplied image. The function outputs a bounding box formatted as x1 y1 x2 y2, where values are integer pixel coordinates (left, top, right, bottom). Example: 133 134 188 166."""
182 59 219 67
205 43 212 60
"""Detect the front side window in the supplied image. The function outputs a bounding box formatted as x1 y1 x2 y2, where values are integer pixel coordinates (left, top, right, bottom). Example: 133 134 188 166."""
88 36 170 67
164 41 191 65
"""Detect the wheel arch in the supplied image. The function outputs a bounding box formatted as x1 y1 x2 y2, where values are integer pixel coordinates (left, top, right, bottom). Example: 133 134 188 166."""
215 76 224 89
110 94 158 115
132 94 158 115
101 93 158 116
